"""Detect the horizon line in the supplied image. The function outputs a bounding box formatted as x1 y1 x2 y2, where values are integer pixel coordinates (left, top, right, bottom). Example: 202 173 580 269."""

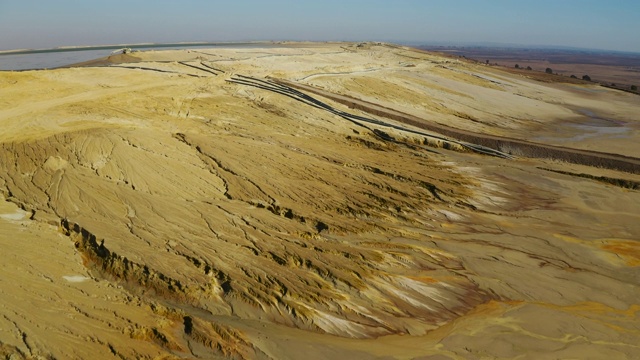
2 40 639 57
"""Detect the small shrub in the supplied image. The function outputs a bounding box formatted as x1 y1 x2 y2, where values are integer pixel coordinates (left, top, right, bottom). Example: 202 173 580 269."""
582 75 591 81
545 68 553 74
632 85 638 91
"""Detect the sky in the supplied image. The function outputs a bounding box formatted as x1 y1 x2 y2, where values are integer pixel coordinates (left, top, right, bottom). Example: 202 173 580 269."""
1 0 639 52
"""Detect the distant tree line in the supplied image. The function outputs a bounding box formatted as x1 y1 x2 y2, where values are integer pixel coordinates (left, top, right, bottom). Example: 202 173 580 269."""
514 64 532 70
540 67 592 81
510 63 637 93
469 57 636 93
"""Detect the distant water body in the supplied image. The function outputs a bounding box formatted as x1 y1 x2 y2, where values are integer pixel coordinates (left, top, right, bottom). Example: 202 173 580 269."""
0 42 272 71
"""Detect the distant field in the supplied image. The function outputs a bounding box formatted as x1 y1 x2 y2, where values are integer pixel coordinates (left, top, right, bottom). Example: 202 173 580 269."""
419 46 640 93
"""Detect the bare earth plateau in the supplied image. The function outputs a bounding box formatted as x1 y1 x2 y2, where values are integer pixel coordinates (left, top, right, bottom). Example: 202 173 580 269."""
0 43 639 359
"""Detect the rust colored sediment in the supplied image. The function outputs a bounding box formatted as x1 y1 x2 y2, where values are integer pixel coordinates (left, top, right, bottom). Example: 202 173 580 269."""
276 79 640 174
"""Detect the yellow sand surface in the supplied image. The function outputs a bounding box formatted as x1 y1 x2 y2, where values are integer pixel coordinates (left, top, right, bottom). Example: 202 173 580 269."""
1 43 639 359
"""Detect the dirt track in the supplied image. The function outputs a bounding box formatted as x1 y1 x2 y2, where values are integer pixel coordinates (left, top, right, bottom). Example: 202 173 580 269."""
277 79 640 174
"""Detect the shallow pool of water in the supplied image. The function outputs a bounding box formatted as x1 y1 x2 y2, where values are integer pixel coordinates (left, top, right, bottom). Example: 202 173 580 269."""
0 42 274 70
534 109 631 143
0 50 114 71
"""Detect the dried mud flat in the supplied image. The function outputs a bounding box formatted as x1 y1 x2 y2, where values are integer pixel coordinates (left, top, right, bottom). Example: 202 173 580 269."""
1 43 639 359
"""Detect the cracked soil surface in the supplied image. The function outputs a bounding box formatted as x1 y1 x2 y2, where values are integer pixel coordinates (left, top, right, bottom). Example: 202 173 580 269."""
1 43 639 359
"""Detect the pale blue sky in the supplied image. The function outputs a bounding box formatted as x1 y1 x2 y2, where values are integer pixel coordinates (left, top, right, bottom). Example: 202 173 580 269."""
1 0 638 52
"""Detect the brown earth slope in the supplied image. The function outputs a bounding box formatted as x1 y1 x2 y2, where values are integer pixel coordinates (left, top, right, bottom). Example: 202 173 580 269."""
0 43 639 359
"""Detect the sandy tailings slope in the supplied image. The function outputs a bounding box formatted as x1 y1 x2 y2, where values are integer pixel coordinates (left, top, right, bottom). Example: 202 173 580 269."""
1 43 639 359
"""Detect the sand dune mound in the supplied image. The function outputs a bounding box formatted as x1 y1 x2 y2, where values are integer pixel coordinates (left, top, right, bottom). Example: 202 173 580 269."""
1 43 639 359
